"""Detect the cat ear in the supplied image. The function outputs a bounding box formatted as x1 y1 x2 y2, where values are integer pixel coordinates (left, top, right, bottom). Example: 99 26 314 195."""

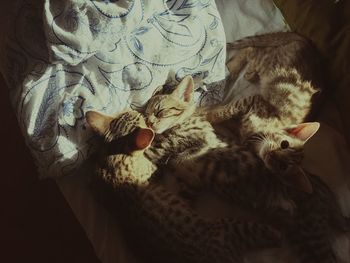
85 111 113 136
134 128 155 150
172 75 194 102
152 85 164 96
286 122 320 142
284 167 313 194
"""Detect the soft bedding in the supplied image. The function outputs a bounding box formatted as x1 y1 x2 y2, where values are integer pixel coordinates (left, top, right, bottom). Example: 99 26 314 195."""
1 0 350 263
1 0 227 178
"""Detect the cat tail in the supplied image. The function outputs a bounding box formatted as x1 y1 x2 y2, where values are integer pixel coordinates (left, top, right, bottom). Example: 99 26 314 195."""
227 32 309 49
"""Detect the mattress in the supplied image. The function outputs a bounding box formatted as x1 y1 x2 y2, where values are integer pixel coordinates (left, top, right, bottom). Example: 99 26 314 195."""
1 0 349 262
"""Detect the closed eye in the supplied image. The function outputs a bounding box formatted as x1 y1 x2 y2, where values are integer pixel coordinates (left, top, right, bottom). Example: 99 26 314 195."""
156 107 183 118
155 108 165 117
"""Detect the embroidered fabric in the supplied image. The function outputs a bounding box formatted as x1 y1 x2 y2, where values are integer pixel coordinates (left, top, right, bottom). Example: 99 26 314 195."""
1 0 227 178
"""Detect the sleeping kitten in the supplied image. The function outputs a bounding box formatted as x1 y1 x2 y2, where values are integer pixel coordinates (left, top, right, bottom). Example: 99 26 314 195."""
86 110 280 263
144 76 226 164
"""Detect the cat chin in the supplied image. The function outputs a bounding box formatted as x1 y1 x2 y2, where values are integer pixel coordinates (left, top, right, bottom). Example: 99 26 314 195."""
260 150 282 173
261 152 274 171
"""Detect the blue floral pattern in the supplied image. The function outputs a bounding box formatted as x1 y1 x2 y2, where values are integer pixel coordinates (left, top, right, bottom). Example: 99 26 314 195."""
2 0 226 178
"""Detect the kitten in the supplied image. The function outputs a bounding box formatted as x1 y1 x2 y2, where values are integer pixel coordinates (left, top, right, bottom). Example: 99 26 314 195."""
161 123 347 263
199 44 319 190
144 75 226 164
86 110 280 263
144 75 196 134
144 72 318 192
142 72 345 262
166 122 319 210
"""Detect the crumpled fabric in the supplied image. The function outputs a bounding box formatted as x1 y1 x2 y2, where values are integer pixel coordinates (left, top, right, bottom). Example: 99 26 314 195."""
2 0 226 178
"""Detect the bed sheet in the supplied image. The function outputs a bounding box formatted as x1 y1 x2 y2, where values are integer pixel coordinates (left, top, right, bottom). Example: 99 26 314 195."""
1 0 227 179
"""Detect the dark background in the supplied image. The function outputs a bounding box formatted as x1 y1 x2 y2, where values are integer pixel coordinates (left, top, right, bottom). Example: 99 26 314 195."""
0 75 100 263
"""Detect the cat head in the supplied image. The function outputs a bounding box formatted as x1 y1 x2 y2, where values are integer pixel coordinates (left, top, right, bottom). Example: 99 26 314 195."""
144 75 196 134
251 122 320 193
86 110 155 155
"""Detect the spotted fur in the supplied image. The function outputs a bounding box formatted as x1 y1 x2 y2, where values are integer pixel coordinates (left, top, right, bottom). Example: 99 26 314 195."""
199 33 320 175
87 110 281 263
144 76 227 164
163 140 348 263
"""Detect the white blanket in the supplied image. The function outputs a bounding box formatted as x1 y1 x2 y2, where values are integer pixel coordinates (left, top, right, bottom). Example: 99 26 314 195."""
3 0 226 178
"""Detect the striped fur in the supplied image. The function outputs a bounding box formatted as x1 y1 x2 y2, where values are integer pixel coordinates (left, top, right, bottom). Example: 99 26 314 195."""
200 32 320 174
143 78 347 263
201 67 318 175
225 32 320 84
144 76 227 164
145 114 226 164
163 141 348 263
226 32 310 49
89 110 281 263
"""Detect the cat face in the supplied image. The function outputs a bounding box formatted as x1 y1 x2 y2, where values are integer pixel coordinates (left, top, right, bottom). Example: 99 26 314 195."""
252 123 320 193
86 110 155 154
144 76 196 134
256 131 304 173
253 122 320 174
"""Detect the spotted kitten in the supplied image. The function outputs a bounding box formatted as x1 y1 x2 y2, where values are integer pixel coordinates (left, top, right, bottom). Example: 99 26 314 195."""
144 71 318 192
161 124 347 263
199 33 321 191
86 110 280 263
145 75 226 164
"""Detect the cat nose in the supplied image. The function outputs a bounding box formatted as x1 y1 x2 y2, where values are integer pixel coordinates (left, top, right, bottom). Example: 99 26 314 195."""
146 119 153 128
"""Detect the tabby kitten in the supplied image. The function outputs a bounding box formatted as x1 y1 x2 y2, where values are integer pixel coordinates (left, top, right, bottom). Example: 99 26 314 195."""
144 72 318 192
161 124 347 263
199 35 320 190
86 110 281 263
142 70 344 262
145 75 226 164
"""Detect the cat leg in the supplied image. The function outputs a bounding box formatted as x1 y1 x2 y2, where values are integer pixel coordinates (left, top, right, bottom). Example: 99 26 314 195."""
226 47 251 82
200 95 258 124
